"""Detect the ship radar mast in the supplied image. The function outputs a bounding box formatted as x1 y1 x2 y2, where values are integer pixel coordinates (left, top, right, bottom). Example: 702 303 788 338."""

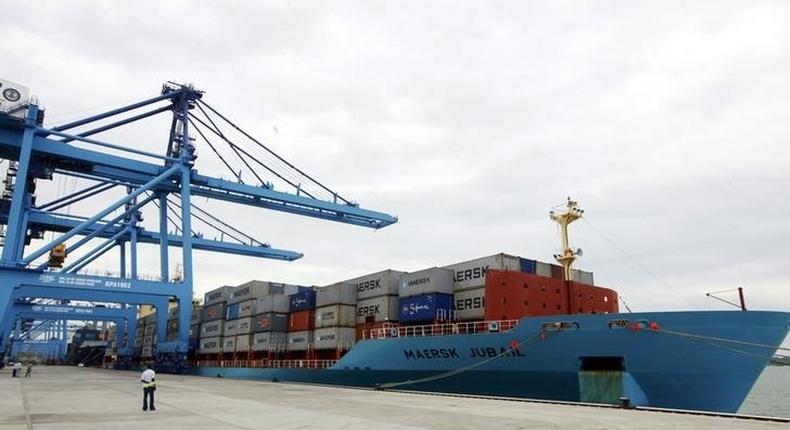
550 197 584 281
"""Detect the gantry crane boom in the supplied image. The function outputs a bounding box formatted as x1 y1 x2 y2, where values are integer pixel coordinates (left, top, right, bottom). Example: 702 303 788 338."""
0 80 397 370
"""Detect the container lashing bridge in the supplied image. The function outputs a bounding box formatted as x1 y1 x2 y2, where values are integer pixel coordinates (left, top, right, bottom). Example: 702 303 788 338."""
0 80 397 371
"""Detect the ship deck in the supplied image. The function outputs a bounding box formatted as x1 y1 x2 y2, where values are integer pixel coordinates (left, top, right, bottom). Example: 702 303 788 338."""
0 365 785 430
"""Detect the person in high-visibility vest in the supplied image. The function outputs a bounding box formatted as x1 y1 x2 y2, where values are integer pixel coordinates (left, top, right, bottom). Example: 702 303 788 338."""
140 364 156 411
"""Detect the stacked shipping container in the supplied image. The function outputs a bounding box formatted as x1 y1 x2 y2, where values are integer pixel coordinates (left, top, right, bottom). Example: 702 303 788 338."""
313 283 357 351
187 252 601 362
399 267 454 323
346 270 402 339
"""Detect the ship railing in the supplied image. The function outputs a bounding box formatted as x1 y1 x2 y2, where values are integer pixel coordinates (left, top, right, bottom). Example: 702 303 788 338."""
191 359 338 369
366 319 520 339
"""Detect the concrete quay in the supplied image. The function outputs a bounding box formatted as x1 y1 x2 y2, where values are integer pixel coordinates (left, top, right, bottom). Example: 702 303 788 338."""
0 366 785 429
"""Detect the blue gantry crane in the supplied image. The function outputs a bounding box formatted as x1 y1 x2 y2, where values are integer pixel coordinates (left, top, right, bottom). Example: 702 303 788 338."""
0 79 397 371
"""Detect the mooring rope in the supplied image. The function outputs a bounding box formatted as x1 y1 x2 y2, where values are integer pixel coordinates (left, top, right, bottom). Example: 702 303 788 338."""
650 327 790 353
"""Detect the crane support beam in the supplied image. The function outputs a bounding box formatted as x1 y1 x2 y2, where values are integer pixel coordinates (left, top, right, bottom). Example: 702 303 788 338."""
0 210 303 260
12 302 131 321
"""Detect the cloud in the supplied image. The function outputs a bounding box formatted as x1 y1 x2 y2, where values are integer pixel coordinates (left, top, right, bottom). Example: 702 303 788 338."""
1 1 788 315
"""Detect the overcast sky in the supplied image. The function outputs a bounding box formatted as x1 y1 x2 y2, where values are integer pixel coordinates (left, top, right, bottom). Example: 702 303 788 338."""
2 1 789 315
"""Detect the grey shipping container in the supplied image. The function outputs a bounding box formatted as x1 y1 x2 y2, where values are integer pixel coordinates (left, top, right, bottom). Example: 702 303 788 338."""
343 270 405 300
287 330 313 351
316 283 357 307
572 269 595 285
143 334 154 345
235 334 253 352
199 336 222 354
222 336 236 353
442 253 521 291
202 302 227 322
255 295 290 314
535 261 552 278
313 327 356 350
282 284 302 296
236 316 253 334
252 332 288 352
189 324 200 339
135 326 144 338
190 307 202 325
229 281 286 304
200 319 225 338
356 295 399 323
204 285 236 306
315 304 357 328
143 325 156 336
454 287 485 321
224 318 252 337
399 267 454 297
238 299 257 318
140 346 154 358
252 313 288 333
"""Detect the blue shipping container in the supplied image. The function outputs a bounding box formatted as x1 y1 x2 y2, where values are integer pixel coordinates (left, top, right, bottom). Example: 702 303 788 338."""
226 303 240 320
519 258 536 274
399 293 454 323
289 288 316 312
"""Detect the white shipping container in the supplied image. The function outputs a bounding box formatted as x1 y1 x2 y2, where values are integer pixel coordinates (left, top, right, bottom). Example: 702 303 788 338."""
235 334 253 352
316 283 357 307
535 261 552 278
442 253 521 291
399 267 454 297
199 336 222 354
314 327 356 350
287 331 313 351
229 280 287 304
356 295 399 323
237 299 257 318
343 270 405 300
454 288 486 321
252 332 288 352
255 295 290 314
204 285 235 306
315 304 357 328
200 320 224 338
222 336 236 353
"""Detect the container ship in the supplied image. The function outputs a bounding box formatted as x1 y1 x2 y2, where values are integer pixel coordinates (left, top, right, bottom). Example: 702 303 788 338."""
119 200 789 414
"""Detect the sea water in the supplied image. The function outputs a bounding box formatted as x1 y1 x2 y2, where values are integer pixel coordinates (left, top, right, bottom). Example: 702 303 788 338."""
739 365 790 418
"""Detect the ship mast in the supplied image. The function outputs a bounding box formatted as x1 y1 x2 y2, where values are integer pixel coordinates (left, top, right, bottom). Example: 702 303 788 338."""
550 197 584 281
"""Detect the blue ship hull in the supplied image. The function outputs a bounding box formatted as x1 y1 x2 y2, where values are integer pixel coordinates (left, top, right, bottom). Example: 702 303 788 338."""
191 310 790 413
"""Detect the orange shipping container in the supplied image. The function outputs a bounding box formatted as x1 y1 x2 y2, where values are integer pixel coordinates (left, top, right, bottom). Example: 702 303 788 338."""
569 282 619 314
485 270 568 320
289 310 315 332
484 270 618 320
